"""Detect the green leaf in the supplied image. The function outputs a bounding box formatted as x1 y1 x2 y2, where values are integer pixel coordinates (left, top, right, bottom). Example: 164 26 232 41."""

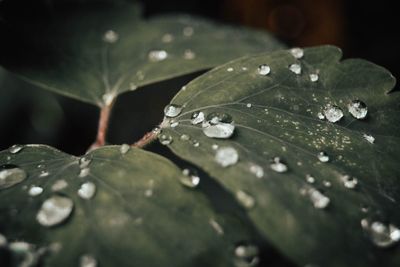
0 1 283 106
0 145 255 266
160 46 400 267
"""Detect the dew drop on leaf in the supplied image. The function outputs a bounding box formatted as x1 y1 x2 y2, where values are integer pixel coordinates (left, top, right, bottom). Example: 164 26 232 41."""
9 144 23 154
323 105 343 123
36 195 74 227
39 170 50 178
317 112 325 120
249 163 264 178
234 243 260 267
0 167 27 189
80 254 97 267
164 104 182 118
103 30 119 43
227 67 234 72
78 182 96 200
191 111 205 125
180 134 190 141
29 186 43 197
148 50 168 62
270 157 288 173
317 151 330 163
183 26 194 37
348 100 368 119
289 63 301 75
120 144 130 154
246 103 252 108
257 64 271 76
309 73 319 82
341 175 358 189
51 179 68 191
363 133 375 144
236 190 255 209
209 218 224 235
170 121 179 128
202 122 235 139
308 188 330 209
180 168 200 188
160 134 173 145
183 49 196 60
0 233 6 247
79 157 92 169
361 219 400 248
161 33 174 43
323 180 331 188
306 174 315 184
79 168 90 178
290 47 304 59
215 147 239 167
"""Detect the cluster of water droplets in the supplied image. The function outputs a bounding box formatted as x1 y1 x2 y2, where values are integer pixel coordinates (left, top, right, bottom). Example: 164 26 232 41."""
361 219 400 248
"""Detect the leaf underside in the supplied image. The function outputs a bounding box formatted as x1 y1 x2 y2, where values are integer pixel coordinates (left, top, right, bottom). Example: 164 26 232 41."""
161 45 400 267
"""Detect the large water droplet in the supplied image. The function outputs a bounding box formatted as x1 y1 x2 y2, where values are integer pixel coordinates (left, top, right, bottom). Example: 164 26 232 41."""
191 111 205 125
103 30 119 43
29 186 43 197
317 151 330 163
308 188 330 209
257 64 271 76
180 168 200 188
249 164 264 178
120 144 130 154
289 63 301 75
202 122 235 139
9 144 23 154
148 50 168 62
206 112 233 124
341 175 358 189
323 105 343 123
0 167 27 189
290 47 304 59
36 195 74 227
80 254 97 267
270 157 288 173
236 190 255 209
78 182 96 200
348 100 368 119
164 104 182 118
160 134 173 145
361 219 400 248
215 147 239 167
234 243 260 267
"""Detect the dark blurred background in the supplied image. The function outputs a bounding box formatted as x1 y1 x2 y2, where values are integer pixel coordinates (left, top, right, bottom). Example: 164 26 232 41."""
0 0 398 155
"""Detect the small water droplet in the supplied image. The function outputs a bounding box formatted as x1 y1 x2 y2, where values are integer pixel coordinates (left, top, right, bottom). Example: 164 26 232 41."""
270 157 288 173
29 186 43 197
227 67 234 72
212 144 219 150
78 182 96 200
290 47 304 59
80 254 97 267
308 188 330 209
236 190 255 209
323 105 343 123
341 175 358 189
180 168 200 188
209 218 224 235
183 26 194 37
234 243 260 267
191 140 200 147
0 167 27 189
180 134 190 141
161 33 174 43
148 50 168 62
323 180 331 187
363 133 375 144
9 144 23 154
246 103 252 108
249 164 264 178
129 82 138 91
39 170 50 178
79 168 90 178
120 144 130 154
317 112 325 120
36 195 74 227
160 134 173 145
51 179 68 191
306 174 315 184
309 73 319 82
361 219 400 248
257 64 271 76
317 151 330 163
164 104 182 118
183 49 196 60
289 63 301 75
79 157 92 169
348 100 368 119
215 147 239 167
191 111 205 125
170 121 179 128
103 30 119 43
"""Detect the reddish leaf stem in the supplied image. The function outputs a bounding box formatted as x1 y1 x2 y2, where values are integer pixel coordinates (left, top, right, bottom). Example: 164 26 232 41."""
133 130 158 148
89 102 114 151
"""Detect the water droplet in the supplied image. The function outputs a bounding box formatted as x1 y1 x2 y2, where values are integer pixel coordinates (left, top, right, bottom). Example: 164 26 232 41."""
215 147 239 167
183 49 196 60
148 50 168 62
39 170 50 178
80 254 97 267
180 168 200 188
170 121 179 128
323 180 331 187
161 33 174 43
323 105 343 123
236 190 255 209
120 144 130 154
289 63 301 75
363 133 375 144
317 112 325 120
103 30 119 43
212 144 219 150
51 179 68 191
234 243 260 267
306 174 315 184
79 168 90 178
209 218 224 235
308 188 330 209
160 134 173 145
29 186 43 197
249 164 264 178
183 26 194 37
102 92 115 106
36 195 74 227
78 182 96 200
361 219 400 248
191 111 205 125
340 175 358 189
227 67 234 72
246 103 252 108
0 233 6 247
257 64 271 76
0 167 27 189
180 134 190 141
164 104 182 118
309 73 319 82
79 157 92 169
348 100 368 119
191 140 200 147
129 82 138 91
9 144 23 154
270 157 288 173
317 151 330 163
202 122 235 139
206 112 233 124
290 47 304 59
